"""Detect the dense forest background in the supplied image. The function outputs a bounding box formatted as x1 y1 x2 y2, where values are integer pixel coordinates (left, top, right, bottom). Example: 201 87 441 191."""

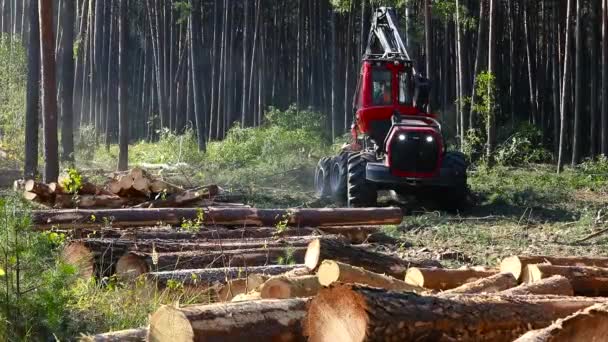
0 0 606 180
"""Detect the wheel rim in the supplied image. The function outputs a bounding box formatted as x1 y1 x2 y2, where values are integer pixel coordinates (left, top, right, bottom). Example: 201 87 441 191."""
330 162 341 193
314 165 325 195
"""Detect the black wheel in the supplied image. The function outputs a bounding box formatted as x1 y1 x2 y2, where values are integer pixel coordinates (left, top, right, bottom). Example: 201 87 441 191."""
329 152 349 204
347 153 378 207
439 151 470 211
314 157 332 198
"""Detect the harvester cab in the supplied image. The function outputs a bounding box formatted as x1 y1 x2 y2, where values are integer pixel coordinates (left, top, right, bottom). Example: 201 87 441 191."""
315 7 469 210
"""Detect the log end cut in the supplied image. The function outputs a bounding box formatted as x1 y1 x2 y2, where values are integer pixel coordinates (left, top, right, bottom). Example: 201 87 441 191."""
522 264 543 284
62 242 95 279
404 267 425 288
116 253 149 280
500 255 525 280
306 284 368 342
304 239 323 270
148 305 194 342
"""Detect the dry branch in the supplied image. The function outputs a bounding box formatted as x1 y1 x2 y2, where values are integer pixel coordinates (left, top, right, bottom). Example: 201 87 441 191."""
82 328 148 341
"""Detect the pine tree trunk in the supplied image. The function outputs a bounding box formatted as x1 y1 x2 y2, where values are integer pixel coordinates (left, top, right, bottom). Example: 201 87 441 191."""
571 0 583 165
117 0 128 171
24 0 40 180
39 0 60 183
59 0 75 164
558 0 574 172
486 0 497 162
602 0 608 155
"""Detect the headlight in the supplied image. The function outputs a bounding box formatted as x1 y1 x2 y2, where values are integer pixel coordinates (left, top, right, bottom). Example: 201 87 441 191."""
398 134 407 141
426 135 434 143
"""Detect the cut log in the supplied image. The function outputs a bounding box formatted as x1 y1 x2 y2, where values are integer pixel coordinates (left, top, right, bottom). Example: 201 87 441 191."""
31 207 405 230
23 192 40 202
523 264 608 296
217 276 269 302
69 236 316 255
132 177 150 196
54 195 128 209
317 260 423 292
83 227 319 241
405 267 498 291
260 275 321 299
231 292 262 302
514 303 608 342
304 237 440 279
148 264 305 288
62 241 124 278
130 166 149 181
314 226 380 244
148 299 309 342
502 275 574 296
47 182 64 194
24 180 53 198
306 283 608 342
117 247 307 277
79 181 101 195
135 185 220 208
441 273 518 294
108 180 122 195
13 179 26 192
117 174 134 193
149 179 183 194
501 255 608 281
83 328 148 341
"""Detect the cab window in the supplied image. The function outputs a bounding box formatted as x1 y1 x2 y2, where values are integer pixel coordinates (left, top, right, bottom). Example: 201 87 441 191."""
372 69 392 105
399 71 412 105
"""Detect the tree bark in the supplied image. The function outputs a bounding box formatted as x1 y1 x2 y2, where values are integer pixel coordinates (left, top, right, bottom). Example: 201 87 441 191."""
523 264 608 296
148 264 303 288
117 247 307 276
404 267 498 291
571 0 583 165
39 0 60 183
317 260 423 292
117 0 128 171
502 275 574 296
500 255 608 281
148 299 309 342
486 0 497 161
558 0 574 172
59 0 75 163
514 303 608 342
306 284 608 342
31 207 405 230
304 237 441 279
603 0 608 156
24 0 40 180
442 272 517 295
189 0 206 151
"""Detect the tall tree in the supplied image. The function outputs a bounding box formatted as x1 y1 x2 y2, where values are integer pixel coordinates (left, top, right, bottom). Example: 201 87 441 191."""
571 0 583 165
486 0 497 162
117 0 128 171
190 0 206 151
469 0 487 128
24 0 40 180
39 0 59 182
591 0 599 157
558 0 574 172
603 0 608 155
59 0 75 163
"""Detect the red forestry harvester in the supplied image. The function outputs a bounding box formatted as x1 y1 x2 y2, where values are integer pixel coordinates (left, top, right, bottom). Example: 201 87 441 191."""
315 7 469 210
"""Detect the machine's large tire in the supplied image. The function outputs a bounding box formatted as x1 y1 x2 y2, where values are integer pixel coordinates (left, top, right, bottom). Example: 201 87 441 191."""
347 153 378 207
329 153 349 204
314 157 332 198
439 151 470 211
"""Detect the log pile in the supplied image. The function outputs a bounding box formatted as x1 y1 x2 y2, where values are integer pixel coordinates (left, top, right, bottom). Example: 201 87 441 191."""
18 167 223 209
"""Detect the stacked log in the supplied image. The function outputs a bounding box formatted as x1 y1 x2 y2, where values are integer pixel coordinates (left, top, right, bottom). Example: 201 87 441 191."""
259 275 321 299
148 299 309 342
404 267 497 291
501 255 608 281
304 237 441 279
515 303 608 342
317 260 423 292
502 275 574 296
523 264 608 296
82 328 148 341
305 283 608 342
441 272 518 294
31 207 405 230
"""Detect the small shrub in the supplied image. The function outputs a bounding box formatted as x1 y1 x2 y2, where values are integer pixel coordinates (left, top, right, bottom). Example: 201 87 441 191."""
494 123 552 166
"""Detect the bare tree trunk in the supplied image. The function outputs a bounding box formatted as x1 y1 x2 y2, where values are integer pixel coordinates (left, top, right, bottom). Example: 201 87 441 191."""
558 0 574 172
189 0 206 151
455 0 465 147
39 0 60 182
424 0 431 111
591 1 599 158
603 0 608 155
59 0 75 164
117 0 128 171
571 0 583 165
24 0 40 180
469 0 487 129
552 3 560 157
486 0 497 162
